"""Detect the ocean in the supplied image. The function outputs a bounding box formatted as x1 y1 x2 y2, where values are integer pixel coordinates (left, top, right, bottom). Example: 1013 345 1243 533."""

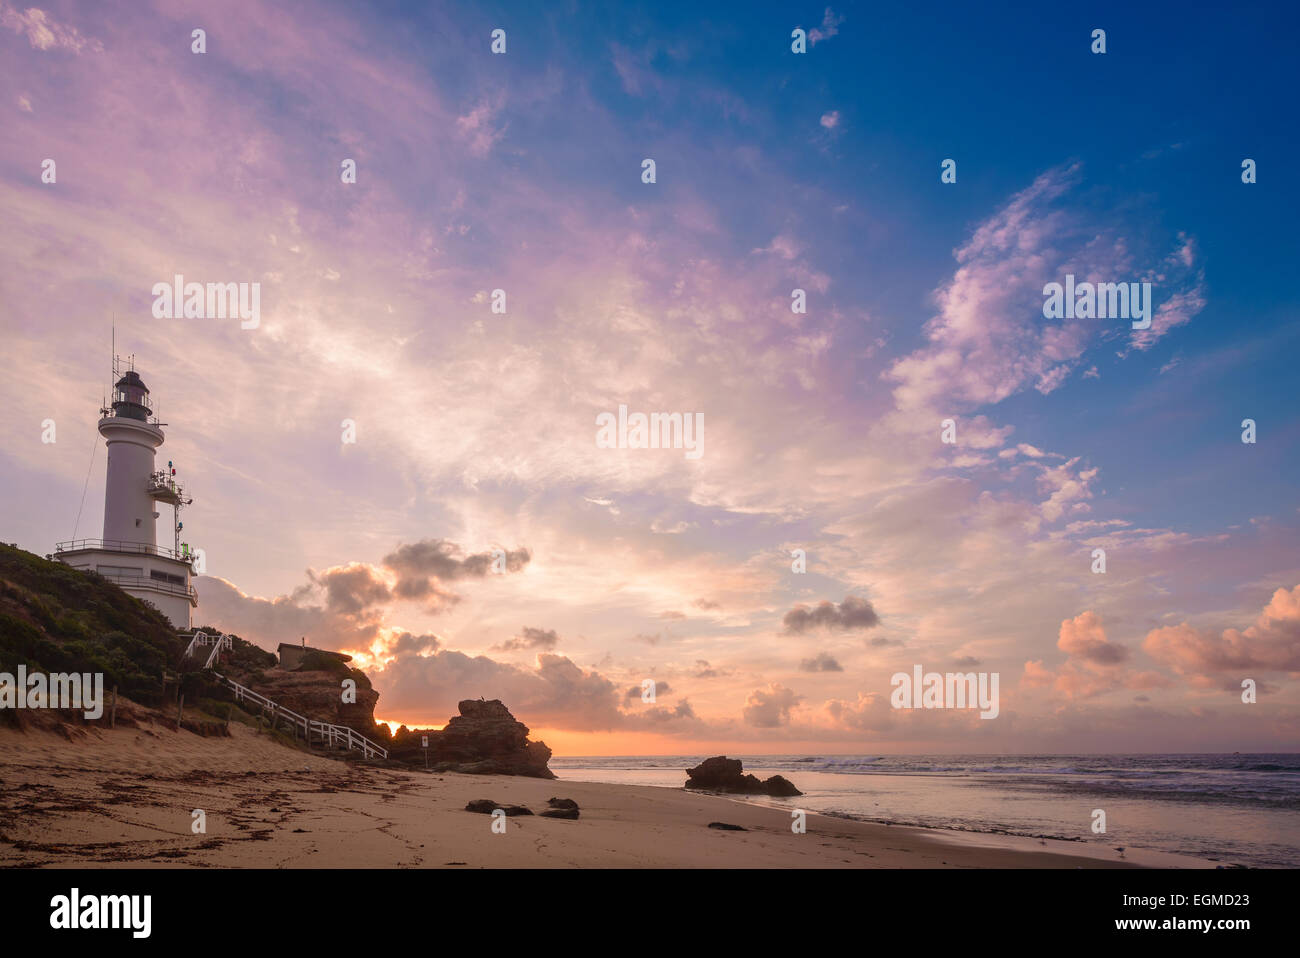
548 754 1300 868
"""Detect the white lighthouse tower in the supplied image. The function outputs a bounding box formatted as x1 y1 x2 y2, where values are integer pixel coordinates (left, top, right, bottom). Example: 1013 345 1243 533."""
54 357 198 629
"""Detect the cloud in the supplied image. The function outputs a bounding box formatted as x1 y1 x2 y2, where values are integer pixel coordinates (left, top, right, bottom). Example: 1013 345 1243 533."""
799 651 844 672
609 41 660 97
1143 585 1300 685
196 575 365 650
1127 284 1207 352
381 649 624 731
2 0 1286 754
693 660 726 679
623 681 673 703
822 692 894 732
388 631 441 655
743 684 802 727
455 97 506 156
1058 611 1130 665
885 164 1084 414
1037 458 1099 523
492 626 561 652
1024 611 1167 699
379 649 704 734
630 699 698 725
310 562 392 616
196 537 531 651
0 4 102 54
807 7 844 45
783 595 880 634
885 163 1204 418
383 539 530 607
819 110 840 130
752 234 801 260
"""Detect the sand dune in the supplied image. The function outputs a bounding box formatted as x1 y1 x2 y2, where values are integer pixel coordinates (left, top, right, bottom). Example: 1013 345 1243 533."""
0 722 1213 868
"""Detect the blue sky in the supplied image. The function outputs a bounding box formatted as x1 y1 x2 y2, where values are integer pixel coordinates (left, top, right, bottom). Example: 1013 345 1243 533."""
2 0 1298 752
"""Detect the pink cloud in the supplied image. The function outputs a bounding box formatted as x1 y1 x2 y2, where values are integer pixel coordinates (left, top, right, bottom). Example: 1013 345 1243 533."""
456 97 506 157
0 4 101 53
1143 585 1300 684
807 7 844 45
1023 611 1169 700
743 684 802 727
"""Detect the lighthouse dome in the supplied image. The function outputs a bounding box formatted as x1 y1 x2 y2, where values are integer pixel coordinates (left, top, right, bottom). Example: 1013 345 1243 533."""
111 370 152 421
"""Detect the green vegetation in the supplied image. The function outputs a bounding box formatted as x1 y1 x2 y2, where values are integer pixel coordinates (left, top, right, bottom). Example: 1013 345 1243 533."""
188 624 277 673
293 650 343 675
0 543 182 708
0 546 375 751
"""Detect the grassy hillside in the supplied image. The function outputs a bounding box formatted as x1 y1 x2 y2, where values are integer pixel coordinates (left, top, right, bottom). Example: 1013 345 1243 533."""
0 544 386 750
0 543 184 710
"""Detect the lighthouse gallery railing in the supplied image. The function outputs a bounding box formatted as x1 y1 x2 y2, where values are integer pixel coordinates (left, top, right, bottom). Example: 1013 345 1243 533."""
54 538 195 564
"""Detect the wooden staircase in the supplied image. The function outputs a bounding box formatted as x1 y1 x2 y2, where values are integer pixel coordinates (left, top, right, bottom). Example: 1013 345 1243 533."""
179 630 388 760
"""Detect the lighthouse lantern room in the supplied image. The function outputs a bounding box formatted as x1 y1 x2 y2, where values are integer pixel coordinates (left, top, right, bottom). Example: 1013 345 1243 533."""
54 356 198 629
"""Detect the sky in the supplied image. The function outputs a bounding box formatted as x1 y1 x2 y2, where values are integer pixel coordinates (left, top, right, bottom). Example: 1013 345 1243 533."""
2 0 1298 755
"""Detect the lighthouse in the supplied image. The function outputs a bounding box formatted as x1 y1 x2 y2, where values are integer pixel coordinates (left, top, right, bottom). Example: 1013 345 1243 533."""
54 357 198 629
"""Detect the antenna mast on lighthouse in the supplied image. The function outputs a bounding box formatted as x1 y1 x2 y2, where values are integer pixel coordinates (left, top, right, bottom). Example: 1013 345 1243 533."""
148 459 193 555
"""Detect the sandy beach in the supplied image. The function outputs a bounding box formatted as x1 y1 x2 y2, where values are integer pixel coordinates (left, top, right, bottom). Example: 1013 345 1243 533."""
0 722 1215 869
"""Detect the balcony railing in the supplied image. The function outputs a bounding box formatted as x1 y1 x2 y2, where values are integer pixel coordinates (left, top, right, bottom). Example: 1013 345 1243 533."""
99 408 164 428
55 538 194 564
94 571 198 602
146 472 190 505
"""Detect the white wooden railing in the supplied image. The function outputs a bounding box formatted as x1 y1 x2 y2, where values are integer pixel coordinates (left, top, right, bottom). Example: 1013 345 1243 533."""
210 671 388 760
183 630 232 668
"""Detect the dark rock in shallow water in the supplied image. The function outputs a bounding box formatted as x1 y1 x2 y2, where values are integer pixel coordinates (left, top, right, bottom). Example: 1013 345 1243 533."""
547 797 580 810
685 756 803 796
762 774 802 797
686 756 745 789
707 822 747 831
464 799 532 816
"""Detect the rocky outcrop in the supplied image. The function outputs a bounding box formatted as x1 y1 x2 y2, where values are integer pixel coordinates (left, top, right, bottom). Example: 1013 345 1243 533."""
238 668 380 737
685 756 803 796
391 699 555 778
222 649 553 776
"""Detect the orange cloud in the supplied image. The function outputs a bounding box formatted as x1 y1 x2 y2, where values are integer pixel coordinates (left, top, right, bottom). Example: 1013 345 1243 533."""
1024 611 1168 700
1143 585 1300 687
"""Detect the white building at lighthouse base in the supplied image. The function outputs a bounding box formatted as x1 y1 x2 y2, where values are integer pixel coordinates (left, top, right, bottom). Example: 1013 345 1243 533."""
54 540 197 629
